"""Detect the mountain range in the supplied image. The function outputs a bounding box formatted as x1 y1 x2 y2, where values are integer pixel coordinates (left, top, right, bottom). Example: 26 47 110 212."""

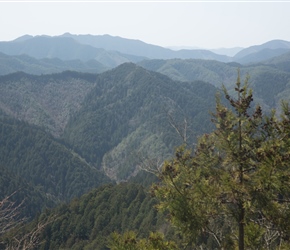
1 33 290 249
0 63 217 182
1 35 290 186
0 52 108 75
1 34 290 74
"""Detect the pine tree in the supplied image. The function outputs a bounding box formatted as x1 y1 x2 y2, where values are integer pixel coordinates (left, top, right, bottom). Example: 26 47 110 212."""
108 231 178 250
153 72 290 249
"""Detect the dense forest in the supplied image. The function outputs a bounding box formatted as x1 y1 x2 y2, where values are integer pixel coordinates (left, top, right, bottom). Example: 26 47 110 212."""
1 35 290 249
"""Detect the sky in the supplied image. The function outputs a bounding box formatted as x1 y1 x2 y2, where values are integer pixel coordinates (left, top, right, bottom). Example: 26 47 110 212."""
1 1 290 49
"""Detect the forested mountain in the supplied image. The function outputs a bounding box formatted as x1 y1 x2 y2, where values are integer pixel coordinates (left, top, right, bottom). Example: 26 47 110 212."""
0 111 111 202
261 50 290 71
62 63 217 180
138 58 290 111
1 35 290 76
1 60 289 185
1 33 290 249
0 164 55 221
234 39 290 59
0 52 108 75
138 59 239 87
0 71 97 136
235 48 290 64
0 63 217 182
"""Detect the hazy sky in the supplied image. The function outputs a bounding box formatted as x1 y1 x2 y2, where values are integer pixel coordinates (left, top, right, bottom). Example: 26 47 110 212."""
1 1 290 49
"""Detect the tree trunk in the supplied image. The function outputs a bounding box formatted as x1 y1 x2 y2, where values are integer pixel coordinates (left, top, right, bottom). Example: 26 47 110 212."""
238 202 245 250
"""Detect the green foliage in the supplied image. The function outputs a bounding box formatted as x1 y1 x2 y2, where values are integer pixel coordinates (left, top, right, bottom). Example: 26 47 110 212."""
129 170 159 188
0 164 55 224
17 183 170 250
153 73 290 249
63 63 216 180
139 59 290 112
0 71 97 136
0 52 108 76
0 113 110 201
138 58 240 87
263 51 290 72
108 231 178 250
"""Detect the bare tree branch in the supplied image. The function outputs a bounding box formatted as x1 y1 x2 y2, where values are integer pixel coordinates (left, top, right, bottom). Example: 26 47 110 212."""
0 191 26 236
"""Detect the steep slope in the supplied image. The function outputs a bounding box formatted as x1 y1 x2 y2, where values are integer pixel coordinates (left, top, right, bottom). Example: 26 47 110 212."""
0 36 145 68
247 65 290 109
0 164 55 222
0 112 111 201
0 71 97 136
5 183 172 250
62 63 217 180
0 52 108 75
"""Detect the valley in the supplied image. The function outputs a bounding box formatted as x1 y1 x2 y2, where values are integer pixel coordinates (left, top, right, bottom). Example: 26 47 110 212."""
1 34 290 249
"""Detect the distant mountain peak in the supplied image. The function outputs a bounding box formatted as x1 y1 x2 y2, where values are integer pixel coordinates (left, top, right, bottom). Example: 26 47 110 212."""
234 39 290 59
62 32 73 36
12 34 33 42
4 34 290 66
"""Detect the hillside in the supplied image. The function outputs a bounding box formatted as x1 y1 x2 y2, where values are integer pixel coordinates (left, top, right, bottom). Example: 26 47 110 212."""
261 50 290 72
138 58 290 111
62 63 217 180
1 34 290 249
0 63 218 182
2 183 174 250
234 39 290 59
0 71 97 136
138 59 239 87
1 60 290 184
234 48 290 64
0 52 108 75
0 164 55 222
0 112 111 201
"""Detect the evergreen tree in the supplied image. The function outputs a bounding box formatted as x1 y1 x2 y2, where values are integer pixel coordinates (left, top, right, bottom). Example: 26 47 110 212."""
153 72 290 249
108 231 178 250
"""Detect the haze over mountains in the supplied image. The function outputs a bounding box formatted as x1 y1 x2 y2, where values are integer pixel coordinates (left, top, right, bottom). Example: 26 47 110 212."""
1 33 290 249
1 33 290 75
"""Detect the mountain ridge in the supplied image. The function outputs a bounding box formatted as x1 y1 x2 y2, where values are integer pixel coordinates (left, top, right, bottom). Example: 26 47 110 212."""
0 112 111 202
0 52 108 75
0 36 146 68
234 39 290 59
2 34 290 69
60 33 230 62
62 62 217 180
0 70 98 136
